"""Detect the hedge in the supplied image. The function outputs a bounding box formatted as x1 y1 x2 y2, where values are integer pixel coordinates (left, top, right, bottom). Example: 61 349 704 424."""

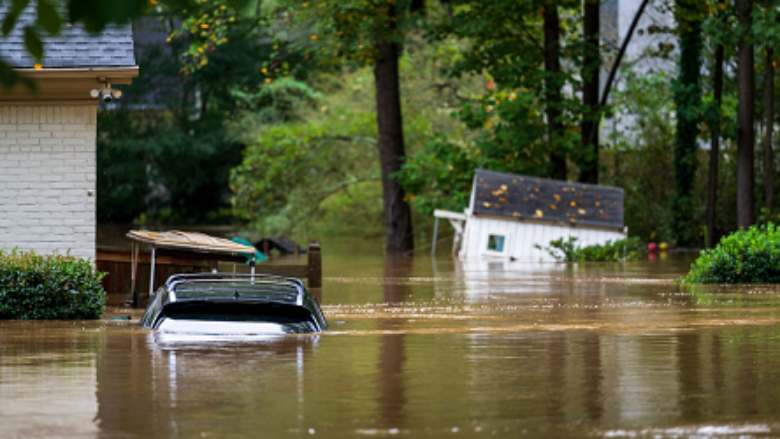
0 249 107 319
681 223 780 284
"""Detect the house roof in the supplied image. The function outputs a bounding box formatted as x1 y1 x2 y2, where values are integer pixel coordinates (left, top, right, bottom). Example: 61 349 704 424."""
0 5 136 69
469 169 625 231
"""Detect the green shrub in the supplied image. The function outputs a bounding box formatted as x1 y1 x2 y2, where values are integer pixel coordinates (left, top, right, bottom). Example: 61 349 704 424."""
681 223 780 284
0 250 107 319
535 236 645 262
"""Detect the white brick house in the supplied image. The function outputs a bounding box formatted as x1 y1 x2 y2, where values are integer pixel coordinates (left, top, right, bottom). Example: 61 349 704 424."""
0 9 138 259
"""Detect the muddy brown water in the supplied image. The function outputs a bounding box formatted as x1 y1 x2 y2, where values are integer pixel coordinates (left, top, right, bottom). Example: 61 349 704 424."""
3 238 780 438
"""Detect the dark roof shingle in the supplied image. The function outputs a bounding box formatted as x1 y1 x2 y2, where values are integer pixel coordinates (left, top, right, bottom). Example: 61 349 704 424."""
0 4 135 68
470 169 625 230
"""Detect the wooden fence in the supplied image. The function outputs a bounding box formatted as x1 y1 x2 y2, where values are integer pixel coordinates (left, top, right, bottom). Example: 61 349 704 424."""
96 242 322 307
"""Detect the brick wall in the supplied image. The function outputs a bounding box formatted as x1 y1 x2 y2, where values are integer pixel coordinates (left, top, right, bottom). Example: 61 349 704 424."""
0 106 97 259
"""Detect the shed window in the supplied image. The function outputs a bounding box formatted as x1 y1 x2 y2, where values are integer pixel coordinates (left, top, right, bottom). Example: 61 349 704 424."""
487 235 505 252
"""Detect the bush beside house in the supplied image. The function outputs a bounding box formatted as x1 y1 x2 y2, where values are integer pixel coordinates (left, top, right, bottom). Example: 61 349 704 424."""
0 250 106 319
535 236 645 262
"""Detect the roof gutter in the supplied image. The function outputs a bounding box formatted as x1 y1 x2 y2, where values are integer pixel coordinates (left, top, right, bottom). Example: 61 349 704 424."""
14 66 139 84
0 66 140 105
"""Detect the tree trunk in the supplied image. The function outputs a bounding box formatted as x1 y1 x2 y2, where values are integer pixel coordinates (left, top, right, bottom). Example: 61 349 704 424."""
737 0 755 229
672 1 703 247
411 0 425 14
375 39 414 254
764 0 775 213
543 4 567 181
706 37 724 248
580 0 600 184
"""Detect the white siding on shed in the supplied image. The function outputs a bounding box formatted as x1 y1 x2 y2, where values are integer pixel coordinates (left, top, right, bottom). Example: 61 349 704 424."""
0 106 97 259
460 216 625 262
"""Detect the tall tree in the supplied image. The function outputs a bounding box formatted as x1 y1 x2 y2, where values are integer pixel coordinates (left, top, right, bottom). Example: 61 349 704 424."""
764 0 776 213
543 3 567 181
737 0 755 228
672 1 704 247
293 0 416 253
580 0 600 184
706 5 725 248
374 4 414 253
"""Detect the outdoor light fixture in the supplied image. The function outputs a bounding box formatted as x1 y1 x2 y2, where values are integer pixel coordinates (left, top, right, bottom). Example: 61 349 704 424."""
91 76 122 104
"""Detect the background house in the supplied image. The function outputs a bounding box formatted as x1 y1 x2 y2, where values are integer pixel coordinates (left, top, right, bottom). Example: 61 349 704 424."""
0 7 138 259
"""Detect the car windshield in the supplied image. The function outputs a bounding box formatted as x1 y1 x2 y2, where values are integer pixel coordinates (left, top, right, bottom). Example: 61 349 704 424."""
163 301 314 324
174 281 300 303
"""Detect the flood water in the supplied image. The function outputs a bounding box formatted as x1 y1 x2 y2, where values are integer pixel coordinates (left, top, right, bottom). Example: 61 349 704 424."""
4 238 780 438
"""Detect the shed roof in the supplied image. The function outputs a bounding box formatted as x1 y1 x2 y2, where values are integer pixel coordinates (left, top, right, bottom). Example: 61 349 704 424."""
0 5 135 69
469 169 625 231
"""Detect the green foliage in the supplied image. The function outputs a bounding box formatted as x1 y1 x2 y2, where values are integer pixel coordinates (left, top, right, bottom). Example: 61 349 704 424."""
96 111 149 222
98 7 310 224
230 94 382 236
425 0 583 180
397 0 607 215
165 0 308 80
230 78 322 124
0 249 106 320
289 0 423 67
98 109 244 224
536 236 580 262
603 70 692 243
535 236 645 262
682 223 780 283
394 135 478 216
229 36 468 237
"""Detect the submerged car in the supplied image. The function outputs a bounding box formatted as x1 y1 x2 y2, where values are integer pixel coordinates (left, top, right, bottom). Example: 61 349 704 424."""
141 273 327 335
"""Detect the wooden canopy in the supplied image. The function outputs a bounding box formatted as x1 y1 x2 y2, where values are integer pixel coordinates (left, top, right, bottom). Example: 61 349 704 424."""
127 230 256 254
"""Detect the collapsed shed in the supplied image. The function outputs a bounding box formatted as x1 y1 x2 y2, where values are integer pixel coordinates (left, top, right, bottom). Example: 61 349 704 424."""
434 169 626 262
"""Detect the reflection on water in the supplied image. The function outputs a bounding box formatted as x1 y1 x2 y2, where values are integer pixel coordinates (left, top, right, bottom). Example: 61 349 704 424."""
5 239 780 437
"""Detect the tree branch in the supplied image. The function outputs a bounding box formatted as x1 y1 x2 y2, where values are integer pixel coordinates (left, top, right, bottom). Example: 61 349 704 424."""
432 82 472 102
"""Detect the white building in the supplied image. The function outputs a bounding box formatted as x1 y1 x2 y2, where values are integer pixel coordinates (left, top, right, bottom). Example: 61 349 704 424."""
436 169 626 262
0 8 138 259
